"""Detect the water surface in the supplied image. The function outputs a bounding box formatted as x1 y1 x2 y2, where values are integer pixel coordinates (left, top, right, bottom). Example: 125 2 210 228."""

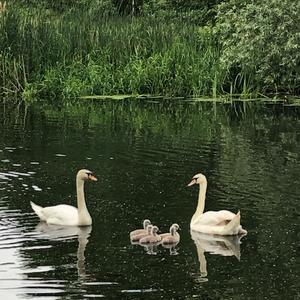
0 100 299 299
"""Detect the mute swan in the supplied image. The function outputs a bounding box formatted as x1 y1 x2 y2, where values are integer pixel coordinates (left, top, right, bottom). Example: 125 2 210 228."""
30 169 97 226
188 173 247 235
160 223 180 244
130 219 151 237
130 225 153 242
139 226 161 244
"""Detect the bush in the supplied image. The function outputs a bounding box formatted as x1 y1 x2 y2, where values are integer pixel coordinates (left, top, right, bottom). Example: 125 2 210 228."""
215 0 300 94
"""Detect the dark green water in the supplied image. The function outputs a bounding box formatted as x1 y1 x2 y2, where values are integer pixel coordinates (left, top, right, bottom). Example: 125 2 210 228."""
0 100 299 299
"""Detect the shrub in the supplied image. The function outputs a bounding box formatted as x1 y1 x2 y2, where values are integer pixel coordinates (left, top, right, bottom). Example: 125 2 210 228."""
215 0 300 94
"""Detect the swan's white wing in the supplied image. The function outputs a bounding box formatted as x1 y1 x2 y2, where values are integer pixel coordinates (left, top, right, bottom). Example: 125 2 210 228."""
191 211 242 235
194 210 236 226
41 204 79 226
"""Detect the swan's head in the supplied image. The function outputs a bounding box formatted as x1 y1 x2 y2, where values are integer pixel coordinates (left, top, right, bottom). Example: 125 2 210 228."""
151 226 159 235
170 223 180 232
143 219 151 229
187 173 207 186
147 224 154 234
77 169 98 181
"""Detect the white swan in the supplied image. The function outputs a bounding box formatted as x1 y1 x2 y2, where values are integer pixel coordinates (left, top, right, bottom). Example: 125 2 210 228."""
188 173 247 235
30 169 97 226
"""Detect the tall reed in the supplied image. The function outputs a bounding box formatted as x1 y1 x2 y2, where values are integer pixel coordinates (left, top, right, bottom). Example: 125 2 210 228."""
0 9 247 102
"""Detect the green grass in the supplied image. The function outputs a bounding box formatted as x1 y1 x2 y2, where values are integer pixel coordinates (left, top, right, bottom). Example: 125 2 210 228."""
0 9 257 103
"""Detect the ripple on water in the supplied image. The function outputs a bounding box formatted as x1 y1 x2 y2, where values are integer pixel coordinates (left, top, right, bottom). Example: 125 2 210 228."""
0 193 62 299
83 282 118 286
32 185 42 191
9 171 31 177
83 294 105 298
0 182 64 292
120 288 161 293
0 159 10 163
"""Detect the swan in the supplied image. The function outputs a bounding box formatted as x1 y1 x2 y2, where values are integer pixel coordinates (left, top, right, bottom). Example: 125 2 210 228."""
130 225 153 243
139 226 161 244
160 223 180 244
30 169 97 226
130 219 151 238
188 173 247 235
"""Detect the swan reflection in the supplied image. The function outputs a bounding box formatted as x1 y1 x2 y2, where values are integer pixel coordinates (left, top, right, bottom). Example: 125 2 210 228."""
35 223 92 277
191 231 246 282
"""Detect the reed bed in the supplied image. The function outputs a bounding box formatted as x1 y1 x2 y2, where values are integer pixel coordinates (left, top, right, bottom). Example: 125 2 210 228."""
0 9 254 102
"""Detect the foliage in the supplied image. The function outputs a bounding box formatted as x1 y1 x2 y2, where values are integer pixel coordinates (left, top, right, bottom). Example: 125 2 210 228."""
1 0 299 102
142 0 222 25
10 0 91 11
0 10 223 101
215 0 300 94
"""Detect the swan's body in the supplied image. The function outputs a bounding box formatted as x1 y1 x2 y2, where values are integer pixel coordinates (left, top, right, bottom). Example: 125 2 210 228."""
130 225 153 242
139 226 161 244
30 169 97 226
188 173 247 235
130 219 151 238
160 223 180 244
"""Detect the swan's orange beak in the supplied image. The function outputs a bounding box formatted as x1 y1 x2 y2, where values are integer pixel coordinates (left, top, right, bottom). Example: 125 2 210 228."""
88 174 98 181
187 179 196 187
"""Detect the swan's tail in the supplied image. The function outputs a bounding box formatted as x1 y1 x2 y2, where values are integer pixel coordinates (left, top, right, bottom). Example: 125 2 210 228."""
222 211 241 235
30 201 45 221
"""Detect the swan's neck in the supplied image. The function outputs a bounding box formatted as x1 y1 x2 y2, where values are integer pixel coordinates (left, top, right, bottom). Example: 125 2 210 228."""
76 178 92 225
191 181 207 224
152 229 158 237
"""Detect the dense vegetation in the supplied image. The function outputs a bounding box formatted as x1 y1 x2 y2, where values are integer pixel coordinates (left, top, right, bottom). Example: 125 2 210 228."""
0 0 299 103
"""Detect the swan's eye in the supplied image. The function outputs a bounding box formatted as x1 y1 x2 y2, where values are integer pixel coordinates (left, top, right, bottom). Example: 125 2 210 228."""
86 172 98 181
